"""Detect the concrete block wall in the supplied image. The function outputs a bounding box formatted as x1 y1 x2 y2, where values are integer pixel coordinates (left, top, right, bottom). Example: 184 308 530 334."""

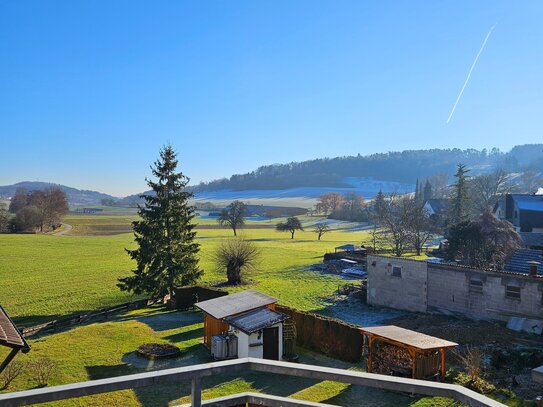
367 255 543 322
427 264 543 322
366 255 428 313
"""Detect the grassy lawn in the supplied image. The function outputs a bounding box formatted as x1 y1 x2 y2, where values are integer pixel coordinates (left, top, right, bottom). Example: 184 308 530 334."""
0 307 423 406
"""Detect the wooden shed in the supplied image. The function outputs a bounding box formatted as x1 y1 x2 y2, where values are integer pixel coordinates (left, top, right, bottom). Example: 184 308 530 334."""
0 305 30 374
195 290 282 357
360 325 457 380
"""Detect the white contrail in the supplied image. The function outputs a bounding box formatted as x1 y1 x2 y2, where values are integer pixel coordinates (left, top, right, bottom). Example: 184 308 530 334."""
446 23 497 123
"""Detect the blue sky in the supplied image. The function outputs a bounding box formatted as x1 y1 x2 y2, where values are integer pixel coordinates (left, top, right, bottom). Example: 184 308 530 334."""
1 1 542 196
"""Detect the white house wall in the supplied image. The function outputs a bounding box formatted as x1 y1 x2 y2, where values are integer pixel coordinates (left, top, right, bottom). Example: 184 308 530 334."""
230 322 283 360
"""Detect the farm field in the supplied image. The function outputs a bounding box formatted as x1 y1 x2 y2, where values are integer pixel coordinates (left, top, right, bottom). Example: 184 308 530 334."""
0 212 375 326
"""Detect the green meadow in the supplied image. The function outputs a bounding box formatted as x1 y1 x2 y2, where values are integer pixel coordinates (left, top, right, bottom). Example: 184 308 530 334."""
0 212 372 326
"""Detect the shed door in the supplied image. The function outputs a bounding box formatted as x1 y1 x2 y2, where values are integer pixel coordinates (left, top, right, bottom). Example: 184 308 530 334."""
263 327 279 360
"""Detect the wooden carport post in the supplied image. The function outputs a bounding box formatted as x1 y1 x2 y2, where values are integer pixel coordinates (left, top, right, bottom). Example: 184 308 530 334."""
440 348 446 380
367 336 374 373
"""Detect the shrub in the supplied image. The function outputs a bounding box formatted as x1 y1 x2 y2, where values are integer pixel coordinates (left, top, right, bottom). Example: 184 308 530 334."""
0 360 24 389
28 358 56 387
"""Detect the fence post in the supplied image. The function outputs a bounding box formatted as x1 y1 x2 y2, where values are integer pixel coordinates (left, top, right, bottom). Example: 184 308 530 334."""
191 377 202 407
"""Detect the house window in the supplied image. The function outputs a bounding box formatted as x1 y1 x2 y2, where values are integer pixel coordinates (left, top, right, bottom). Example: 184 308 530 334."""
392 266 402 278
505 285 521 300
469 279 483 294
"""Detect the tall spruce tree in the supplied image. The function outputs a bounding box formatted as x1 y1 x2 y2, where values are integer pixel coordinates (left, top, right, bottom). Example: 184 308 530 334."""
423 179 433 201
118 145 202 300
449 164 471 225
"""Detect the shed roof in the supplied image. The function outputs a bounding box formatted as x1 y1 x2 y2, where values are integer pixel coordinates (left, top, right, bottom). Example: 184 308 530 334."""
504 248 543 275
226 307 287 334
359 325 458 350
195 290 278 320
0 305 29 350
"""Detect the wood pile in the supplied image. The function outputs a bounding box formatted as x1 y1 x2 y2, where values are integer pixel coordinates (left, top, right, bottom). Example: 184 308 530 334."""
373 343 412 377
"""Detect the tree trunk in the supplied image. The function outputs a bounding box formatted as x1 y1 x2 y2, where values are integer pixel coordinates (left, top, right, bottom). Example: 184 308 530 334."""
318 233 322 240
233 227 237 236
291 231 295 239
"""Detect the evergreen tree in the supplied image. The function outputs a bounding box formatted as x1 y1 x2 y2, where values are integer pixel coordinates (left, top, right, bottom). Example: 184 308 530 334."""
118 145 202 300
423 180 433 201
415 179 421 203
373 190 386 222
449 164 471 225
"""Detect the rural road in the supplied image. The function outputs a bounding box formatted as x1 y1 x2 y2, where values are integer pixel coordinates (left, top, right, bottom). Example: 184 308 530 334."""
53 223 73 236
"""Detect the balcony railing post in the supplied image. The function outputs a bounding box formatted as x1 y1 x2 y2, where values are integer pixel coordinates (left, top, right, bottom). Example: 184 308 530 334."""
191 377 202 407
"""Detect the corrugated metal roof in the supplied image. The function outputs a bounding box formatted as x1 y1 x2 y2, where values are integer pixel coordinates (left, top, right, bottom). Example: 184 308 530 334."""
359 325 458 350
504 248 543 275
0 305 28 350
195 290 278 319
226 307 287 334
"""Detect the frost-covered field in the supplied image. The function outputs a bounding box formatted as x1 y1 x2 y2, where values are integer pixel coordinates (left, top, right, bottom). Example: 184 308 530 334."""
194 177 414 208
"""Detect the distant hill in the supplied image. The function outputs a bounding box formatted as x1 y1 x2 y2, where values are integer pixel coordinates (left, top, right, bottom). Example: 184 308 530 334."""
0 182 118 206
3 144 543 207
194 145 543 192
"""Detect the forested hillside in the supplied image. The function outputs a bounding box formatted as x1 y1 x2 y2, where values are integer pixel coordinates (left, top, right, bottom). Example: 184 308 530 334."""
195 145 543 192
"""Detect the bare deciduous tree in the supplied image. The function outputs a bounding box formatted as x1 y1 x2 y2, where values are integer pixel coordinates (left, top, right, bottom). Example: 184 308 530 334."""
317 192 344 215
405 198 434 256
218 200 247 236
376 194 412 257
214 237 260 285
470 169 515 215
313 222 330 240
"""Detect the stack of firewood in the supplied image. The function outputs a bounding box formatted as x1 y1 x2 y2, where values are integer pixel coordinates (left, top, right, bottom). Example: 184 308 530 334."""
373 343 412 376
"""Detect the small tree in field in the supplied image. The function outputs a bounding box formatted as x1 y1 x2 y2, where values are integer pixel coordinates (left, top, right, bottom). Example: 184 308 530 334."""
313 223 330 240
218 200 247 236
118 145 202 300
214 237 260 285
276 216 304 239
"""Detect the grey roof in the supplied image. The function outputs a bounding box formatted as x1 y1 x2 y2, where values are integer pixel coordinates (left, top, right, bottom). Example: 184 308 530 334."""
504 248 543 275
359 325 458 350
520 232 543 248
424 199 450 214
335 244 364 251
194 290 278 320
226 307 287 334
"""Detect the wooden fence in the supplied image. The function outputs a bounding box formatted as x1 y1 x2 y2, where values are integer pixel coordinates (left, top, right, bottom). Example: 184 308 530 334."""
22 298 153 338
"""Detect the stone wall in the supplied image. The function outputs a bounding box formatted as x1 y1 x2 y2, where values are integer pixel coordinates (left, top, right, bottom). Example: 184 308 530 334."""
366 255 428 313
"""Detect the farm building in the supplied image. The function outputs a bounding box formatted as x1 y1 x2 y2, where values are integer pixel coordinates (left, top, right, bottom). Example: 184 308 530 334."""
0 305 30 374
195 290 287 361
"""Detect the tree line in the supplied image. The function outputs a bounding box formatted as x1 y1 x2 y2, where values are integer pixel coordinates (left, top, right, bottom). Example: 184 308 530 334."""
0 187 68 233
194 145 543 192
